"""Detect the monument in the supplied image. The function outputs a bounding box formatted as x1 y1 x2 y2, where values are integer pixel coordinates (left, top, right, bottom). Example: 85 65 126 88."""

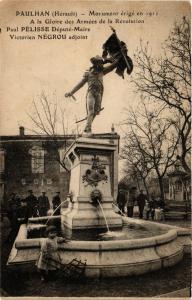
63 29 134 229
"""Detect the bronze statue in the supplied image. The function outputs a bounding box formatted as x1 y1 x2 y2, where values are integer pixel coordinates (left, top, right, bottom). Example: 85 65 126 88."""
65 28 133 135
65 55 119 134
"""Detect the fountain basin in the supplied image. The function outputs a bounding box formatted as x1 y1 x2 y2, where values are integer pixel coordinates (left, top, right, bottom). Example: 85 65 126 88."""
7 218 191 278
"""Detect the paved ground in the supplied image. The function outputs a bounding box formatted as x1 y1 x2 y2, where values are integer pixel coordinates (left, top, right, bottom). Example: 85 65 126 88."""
1 216 191 297
1 255 191 297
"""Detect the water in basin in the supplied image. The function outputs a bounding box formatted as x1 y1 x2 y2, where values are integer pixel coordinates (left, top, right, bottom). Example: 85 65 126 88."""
27 220 167 241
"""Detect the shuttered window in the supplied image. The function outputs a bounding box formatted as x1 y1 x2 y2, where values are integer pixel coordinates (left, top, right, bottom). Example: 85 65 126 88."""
0 149 5 173
31 147 44 174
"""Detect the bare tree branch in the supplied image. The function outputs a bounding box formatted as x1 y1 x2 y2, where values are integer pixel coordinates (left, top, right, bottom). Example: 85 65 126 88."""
27 91 75 173
121 102 179 201
132 17 191 174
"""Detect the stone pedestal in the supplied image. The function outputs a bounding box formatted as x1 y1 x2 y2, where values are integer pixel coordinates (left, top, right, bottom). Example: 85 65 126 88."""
61 137 122 230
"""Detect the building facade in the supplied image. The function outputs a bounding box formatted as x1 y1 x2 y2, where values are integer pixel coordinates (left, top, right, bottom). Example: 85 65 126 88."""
0 127 119 206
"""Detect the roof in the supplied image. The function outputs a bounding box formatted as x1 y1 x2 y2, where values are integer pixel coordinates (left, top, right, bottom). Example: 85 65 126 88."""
0 132 120 142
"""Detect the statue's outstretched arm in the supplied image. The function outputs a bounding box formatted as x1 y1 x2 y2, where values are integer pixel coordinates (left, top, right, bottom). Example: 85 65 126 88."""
65 77 87 97
103 59 119 75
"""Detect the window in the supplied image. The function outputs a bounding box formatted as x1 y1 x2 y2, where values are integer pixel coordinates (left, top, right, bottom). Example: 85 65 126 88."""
34 178 39 185
31 146 45 174
0 148 5 173
175 179 182 192
59 148 66 173
0 183 4 199
47 178 52 185
21 178 26 185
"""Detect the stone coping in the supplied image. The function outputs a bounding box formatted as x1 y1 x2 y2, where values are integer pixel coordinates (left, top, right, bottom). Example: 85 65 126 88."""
65 137 117 155
28 215 60 223
15 226 177 251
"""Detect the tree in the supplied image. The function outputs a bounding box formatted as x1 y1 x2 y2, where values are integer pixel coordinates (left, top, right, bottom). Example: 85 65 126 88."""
121 103 179 201
27 91 76 172
133 17 191 173
121 131 153 198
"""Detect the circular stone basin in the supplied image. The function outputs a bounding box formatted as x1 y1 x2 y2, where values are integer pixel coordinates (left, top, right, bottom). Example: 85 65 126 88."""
58 228 183 278
13 220 185 278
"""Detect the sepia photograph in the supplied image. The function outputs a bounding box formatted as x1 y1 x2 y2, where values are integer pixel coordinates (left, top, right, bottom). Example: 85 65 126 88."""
0 0 191 298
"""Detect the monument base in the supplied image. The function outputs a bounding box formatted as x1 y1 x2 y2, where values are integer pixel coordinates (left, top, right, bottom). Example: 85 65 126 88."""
62 136 122 230
61 197 122 230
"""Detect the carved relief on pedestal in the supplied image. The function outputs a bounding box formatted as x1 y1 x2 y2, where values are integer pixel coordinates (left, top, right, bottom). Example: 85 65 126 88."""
82 155 108 187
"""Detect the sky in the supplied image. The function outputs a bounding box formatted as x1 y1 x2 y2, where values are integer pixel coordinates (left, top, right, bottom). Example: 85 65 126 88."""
0 0 190 138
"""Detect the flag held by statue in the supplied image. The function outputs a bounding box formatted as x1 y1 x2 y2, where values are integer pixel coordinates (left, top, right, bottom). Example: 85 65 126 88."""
102 27 133 78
